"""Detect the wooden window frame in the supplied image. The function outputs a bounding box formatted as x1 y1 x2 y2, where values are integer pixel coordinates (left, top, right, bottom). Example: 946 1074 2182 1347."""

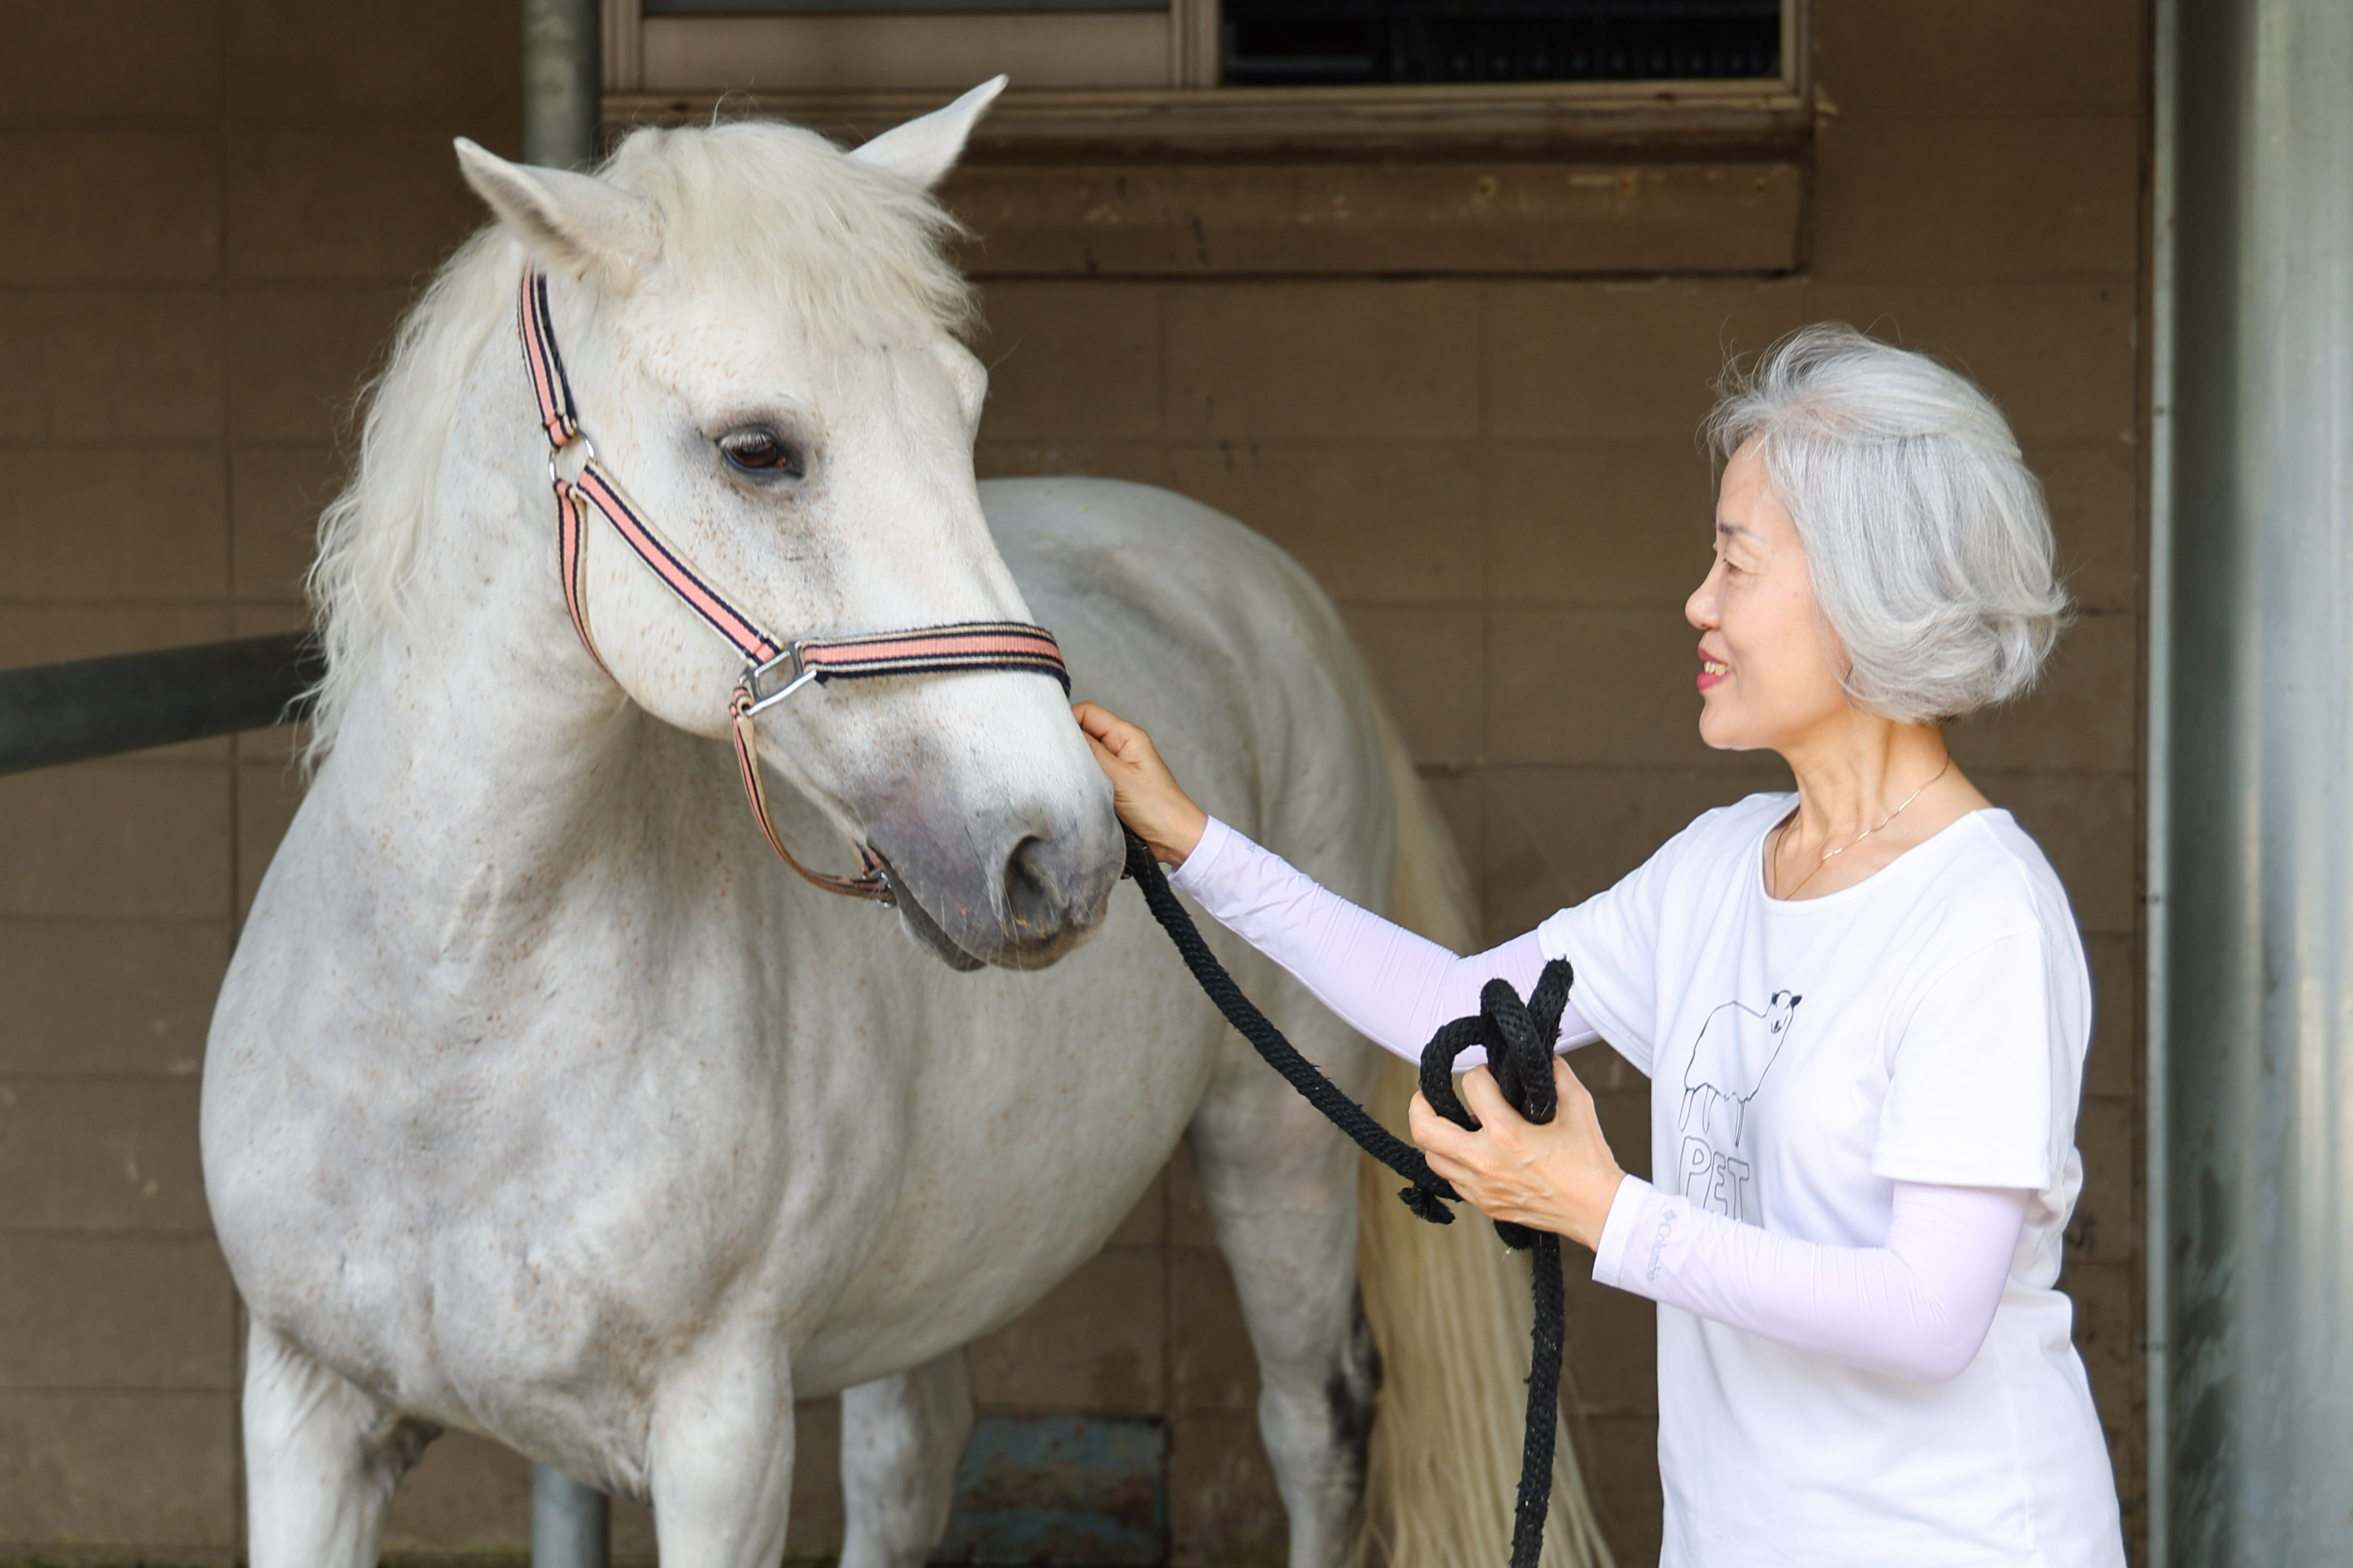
602 0 1810 158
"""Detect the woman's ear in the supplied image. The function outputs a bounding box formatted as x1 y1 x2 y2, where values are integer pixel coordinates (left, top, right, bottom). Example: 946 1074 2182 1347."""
454 138 661 288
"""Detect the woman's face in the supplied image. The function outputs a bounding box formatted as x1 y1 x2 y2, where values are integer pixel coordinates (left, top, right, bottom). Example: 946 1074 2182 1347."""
1685 438 1851 753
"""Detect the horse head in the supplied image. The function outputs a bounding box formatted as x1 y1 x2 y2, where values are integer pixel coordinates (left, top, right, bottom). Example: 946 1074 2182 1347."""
449 85 1120 970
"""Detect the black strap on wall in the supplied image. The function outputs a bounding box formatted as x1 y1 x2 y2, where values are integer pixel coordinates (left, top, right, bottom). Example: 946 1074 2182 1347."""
0 633 320 777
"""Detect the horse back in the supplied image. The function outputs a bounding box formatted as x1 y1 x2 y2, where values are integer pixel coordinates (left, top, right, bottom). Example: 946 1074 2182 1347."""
984 476 1394 893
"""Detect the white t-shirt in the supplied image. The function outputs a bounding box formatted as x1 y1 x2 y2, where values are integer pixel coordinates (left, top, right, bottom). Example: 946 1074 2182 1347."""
1539 792 2121 1567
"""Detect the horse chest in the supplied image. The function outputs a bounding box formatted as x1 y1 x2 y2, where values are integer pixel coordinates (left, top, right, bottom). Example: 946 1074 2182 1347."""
211 918 854 1392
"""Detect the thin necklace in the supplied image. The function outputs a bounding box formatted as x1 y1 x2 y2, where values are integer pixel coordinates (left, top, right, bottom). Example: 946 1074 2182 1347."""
1771 754 1954 900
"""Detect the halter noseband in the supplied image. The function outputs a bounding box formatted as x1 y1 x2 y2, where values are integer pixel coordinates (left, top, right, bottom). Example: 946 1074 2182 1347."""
516 267 1072 904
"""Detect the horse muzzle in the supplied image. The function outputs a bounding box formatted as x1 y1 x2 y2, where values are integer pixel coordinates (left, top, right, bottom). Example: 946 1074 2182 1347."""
871 804 1122 971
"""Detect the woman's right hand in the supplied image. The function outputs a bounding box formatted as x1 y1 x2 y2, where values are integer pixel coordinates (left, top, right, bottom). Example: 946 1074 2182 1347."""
1073 703 1210 867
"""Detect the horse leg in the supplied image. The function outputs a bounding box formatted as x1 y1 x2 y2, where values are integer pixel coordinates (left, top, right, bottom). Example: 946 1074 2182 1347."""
1189 1028 1382 1568
839 1348 976 1568
243 1318 437 1568
647 1337 798 1568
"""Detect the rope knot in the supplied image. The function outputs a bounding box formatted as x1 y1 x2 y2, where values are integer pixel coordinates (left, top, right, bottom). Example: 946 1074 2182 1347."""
1413 961 1574 1251
1416 962 1578 1126
1398 1184 1456 1225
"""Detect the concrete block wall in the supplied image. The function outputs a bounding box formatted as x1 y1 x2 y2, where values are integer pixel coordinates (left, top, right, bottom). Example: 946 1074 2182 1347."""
0 2 2148 1566
962 5 2149 1563
0 0 520 1552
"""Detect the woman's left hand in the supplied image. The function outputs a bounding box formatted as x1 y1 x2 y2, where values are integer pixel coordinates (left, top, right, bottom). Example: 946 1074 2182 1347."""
1409 1058 1628 1252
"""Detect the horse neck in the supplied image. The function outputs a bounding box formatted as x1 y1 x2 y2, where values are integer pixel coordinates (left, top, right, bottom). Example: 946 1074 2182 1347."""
315 367 686 921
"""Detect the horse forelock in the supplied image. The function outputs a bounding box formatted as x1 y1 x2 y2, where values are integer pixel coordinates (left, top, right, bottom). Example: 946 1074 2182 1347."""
605 121 976 348
302 119 977 767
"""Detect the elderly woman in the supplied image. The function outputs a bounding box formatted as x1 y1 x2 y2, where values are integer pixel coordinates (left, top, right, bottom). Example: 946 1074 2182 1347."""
1077 325 2125 1565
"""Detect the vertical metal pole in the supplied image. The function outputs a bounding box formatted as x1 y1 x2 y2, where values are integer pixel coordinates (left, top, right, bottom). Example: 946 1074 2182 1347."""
2162 0 2353 1561
534 1462 612 1568
521 2 612 1563
524 0 603 172
2143 0 2178 1561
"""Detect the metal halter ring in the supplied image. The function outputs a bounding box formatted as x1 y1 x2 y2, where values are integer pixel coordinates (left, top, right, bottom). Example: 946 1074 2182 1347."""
547 433 597 491
740 642 820 716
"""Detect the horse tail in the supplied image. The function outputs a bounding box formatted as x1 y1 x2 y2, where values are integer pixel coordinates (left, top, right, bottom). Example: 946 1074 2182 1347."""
1354 706 1615 1568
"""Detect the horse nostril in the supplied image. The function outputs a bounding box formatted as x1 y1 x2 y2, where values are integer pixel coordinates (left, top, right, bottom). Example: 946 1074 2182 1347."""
1004 835 1064 938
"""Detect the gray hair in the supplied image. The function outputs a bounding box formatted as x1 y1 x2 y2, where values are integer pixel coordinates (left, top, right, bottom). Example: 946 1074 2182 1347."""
1704 323 2069 724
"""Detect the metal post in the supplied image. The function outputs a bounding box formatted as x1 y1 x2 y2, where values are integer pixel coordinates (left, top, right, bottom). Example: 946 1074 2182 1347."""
534 1464 612 1568
524 0 602 171
2161 0 2353 1560
522 1 612 1561
2142 0 2179 1560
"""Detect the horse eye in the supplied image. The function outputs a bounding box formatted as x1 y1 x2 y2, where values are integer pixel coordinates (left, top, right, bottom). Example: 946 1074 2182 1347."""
719 428 804 479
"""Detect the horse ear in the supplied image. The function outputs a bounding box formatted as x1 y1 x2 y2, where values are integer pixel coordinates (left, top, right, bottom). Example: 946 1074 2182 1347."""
454 138 660 285
849 76 1007 190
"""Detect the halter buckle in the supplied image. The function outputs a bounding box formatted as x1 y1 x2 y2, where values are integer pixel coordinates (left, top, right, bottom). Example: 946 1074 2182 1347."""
741 642 820 715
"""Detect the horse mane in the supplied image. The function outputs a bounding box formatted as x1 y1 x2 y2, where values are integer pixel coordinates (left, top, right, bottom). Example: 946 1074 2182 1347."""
303 120 978 763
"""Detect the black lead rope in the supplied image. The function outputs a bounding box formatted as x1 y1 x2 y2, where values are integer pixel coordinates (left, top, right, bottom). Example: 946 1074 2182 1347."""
1418 970 1573 1568
1121 826 1573 1568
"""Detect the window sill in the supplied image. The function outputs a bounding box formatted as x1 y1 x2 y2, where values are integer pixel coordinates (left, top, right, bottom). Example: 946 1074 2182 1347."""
602 81 1812 277
604 80 1812 160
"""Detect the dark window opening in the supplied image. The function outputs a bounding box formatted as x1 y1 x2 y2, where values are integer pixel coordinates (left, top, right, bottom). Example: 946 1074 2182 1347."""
1220 0 1781 87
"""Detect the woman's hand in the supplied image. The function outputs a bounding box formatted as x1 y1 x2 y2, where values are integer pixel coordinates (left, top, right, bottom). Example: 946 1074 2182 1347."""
1073 702 1210 867
1409 1058 1627 1251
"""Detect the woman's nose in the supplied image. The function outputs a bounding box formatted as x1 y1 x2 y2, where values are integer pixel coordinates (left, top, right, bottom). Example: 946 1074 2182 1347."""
1686 572 1718 631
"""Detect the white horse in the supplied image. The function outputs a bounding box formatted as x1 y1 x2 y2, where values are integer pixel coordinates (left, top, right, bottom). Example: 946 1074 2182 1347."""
201 83 1606 1568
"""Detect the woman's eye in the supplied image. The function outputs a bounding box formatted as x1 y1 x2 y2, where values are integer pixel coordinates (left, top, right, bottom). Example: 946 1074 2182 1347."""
719 428 804 479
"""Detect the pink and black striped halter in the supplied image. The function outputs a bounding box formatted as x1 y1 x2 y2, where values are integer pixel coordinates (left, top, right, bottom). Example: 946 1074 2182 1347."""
517 267 1071 904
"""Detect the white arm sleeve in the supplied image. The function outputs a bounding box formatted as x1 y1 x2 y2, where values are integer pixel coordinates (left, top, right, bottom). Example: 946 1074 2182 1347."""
1589 1176 2029 1383
1168 817 1598 1069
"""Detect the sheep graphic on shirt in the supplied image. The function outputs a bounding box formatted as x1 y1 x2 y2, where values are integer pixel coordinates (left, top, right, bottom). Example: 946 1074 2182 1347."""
1679 990 1804 1146
1675 990 1802 1221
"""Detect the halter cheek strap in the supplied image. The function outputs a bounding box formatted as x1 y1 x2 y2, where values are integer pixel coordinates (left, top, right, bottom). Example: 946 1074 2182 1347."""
516 267 1073 904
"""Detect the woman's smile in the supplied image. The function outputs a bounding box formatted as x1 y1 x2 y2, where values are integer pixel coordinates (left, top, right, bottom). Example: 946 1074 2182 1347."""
1697 646 1730 692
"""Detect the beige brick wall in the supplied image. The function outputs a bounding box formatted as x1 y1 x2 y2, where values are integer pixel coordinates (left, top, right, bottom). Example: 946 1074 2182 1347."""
959 5 2149 1562
0 2 2148 1565
0 0 517 1552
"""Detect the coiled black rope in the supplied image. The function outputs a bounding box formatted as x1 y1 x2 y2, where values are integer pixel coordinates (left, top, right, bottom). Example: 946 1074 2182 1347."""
1121 826 1574 1568
1418 969 1575 1568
